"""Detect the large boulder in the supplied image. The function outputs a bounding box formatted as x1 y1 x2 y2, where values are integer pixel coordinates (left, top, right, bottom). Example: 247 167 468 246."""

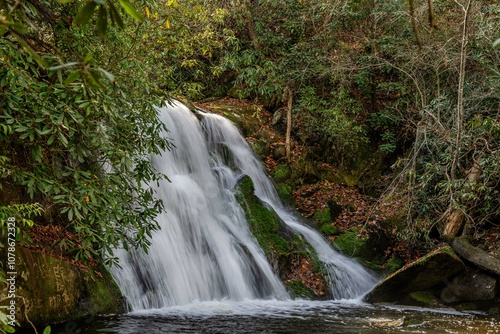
440 270 498 303
365 245 465 303
0 247 124 327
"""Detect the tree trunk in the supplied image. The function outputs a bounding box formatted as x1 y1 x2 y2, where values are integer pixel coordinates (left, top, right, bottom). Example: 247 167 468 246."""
443 160 482 238
284 87 293 161
450 0 471 180
451 236 500 276
427 0 437 29
443 1 473 239
409 0 423 51
243 0 260 51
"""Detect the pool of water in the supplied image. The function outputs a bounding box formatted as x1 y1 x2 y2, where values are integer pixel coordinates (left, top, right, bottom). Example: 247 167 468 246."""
47 300 500 334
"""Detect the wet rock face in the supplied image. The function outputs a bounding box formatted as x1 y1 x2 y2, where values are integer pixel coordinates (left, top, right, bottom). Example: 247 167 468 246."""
0 247 124 326
365 245 465 303
440 270 499 303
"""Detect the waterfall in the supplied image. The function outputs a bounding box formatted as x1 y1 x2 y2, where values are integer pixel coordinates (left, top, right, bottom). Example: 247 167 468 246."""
111 100 377 311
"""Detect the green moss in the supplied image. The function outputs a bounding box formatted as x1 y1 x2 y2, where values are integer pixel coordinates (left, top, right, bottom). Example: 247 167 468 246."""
385 255 404 272
270 234 291 254
236 176 287 256
286 280 316 299
320 224 340 236
409 291 436 305
4 247 124 327
275 183 295 206
334 228 365 257
236 176 331 298
271 164 292 182
313 208 331 226
227 86 249 100
82 264 124 315
250 140 270 160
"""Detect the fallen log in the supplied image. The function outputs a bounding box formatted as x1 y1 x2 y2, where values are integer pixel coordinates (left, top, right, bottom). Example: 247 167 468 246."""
451 235 500 276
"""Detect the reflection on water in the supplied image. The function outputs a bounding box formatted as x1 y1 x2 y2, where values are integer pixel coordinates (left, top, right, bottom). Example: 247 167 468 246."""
47 300 499 334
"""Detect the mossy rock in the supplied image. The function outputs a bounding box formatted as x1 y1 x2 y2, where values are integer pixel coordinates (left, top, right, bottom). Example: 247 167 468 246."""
227 86 249 100
270 164 292 183
320 223 340 236
407 290 443 307
0 247 124 327
385 255 405 273
334 228 365 257
334 225 391 268
250 140 271 160
312 208 331 227
207 103 264 137
365 245 465 303
235 176 330 298
275 183 295 207
235 176 289 256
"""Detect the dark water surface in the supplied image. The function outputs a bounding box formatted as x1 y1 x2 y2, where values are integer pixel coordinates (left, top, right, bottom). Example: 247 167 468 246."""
46 300 499 334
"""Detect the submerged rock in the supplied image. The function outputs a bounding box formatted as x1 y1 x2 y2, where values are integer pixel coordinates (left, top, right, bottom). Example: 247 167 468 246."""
365 245 464 303
0 247 124 327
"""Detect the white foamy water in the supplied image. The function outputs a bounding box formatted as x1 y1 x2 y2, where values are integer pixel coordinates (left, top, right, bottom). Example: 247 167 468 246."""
111 100 378 311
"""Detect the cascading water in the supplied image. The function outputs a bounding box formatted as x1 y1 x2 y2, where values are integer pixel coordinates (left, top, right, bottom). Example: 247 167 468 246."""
111 101 378 311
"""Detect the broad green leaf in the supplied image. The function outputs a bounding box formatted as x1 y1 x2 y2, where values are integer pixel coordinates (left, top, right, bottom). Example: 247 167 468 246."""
87 70 106 90
97 5 108 37
49 62 79 70
109 2 124 28
118 0 144 22
12 32 47 68
84 53 93 64
73 1 97 25
55 0 75 3
10 22 30 35
47 135 55 145
43 325 52 334
63 70 81 85
98 67 115 83
3 325 16 333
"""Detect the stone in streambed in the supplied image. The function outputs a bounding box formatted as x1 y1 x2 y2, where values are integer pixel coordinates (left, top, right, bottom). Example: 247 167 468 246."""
365 245 465 303
440 270 498 303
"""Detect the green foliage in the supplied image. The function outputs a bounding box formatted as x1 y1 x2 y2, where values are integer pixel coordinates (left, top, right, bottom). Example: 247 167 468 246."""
300 86 368 161
0 203 43 246
1 0 171 265
138 0 238 99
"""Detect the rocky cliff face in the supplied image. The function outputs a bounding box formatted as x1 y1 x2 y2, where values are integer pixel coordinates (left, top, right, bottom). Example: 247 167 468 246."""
0 247 124 328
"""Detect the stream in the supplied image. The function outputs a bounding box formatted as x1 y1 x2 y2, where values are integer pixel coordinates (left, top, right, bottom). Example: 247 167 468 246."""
50 300 499 333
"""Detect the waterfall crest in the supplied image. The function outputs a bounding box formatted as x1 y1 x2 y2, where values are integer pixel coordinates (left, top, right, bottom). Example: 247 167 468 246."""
112 101 377 310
